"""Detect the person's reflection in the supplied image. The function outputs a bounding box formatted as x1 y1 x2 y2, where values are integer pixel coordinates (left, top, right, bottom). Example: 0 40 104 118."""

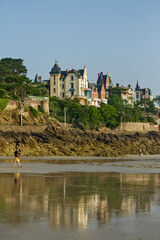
14 172 20 184
14 173 22 200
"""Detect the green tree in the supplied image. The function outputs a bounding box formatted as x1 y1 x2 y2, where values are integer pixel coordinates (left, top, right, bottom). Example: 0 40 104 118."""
89 106 102 129
139 98 157 115
0 58 27 82
106 87 126 98
29 84 49 97
100 103 119 128
0 58 31 102
5 75 32 100
154 95 160 106
108 94 125 114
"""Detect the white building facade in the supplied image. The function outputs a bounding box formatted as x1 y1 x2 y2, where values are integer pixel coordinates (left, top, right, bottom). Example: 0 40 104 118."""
50 62 88 100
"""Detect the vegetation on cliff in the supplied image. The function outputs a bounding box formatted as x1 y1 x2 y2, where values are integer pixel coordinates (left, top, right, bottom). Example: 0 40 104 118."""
49 96 157 130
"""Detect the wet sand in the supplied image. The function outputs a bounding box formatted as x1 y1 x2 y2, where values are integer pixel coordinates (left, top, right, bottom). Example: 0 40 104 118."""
0 154 160 161
0 155 160 174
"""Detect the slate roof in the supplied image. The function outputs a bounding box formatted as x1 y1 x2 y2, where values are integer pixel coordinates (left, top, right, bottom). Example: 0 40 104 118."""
97 73 103 86
97 72 112 90
61 71 68 78
140 88 152 96
135 81 140 91
88 81 96 88
135 81 152 96
50 62 61 74
34 74 38 83
103 75 112 87
50 64 85 79
69 69 80 77
78 69 84 76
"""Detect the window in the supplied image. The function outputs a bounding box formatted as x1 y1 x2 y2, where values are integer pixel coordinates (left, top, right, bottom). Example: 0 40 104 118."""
62 84 64 89
54 88 56 93
54 76 55 80
71 83 74 88
71 91 74 96
71 76 74 81
54 81 56 85
62 93 64 97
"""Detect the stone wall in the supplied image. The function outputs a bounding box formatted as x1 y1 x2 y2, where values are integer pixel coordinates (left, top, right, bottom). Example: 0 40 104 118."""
5 99 49 114
118 122 159 132
5 101 18 110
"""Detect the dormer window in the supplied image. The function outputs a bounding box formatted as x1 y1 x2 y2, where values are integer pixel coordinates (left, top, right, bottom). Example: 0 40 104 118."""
71 76 74 81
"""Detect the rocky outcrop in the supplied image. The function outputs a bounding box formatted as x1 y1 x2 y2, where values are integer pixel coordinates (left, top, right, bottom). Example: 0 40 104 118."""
0 125 160 156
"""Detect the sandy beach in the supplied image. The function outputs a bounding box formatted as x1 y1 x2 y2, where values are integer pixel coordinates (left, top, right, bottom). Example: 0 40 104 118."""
0 154 160 174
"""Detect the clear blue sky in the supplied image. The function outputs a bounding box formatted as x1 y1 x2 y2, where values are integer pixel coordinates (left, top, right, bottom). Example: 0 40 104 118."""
0 0 160 96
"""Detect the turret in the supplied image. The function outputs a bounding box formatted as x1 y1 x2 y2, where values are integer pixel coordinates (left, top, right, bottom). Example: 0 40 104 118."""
50 61 61 97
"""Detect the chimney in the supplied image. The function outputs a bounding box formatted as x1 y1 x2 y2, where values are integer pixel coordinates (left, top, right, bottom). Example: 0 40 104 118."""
66 69 69 73
38 76 42 81
128 84 131 88
116 83 119 87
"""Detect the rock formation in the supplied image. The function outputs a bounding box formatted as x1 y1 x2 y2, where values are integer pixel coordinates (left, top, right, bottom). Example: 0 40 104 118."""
0 125 160 157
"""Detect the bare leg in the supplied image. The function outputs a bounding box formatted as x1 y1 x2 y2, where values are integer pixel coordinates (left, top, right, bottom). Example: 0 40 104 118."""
13 161 16 167
18 161 22 168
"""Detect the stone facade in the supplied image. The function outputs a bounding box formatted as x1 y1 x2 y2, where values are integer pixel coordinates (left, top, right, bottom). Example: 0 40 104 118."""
5 97 49 114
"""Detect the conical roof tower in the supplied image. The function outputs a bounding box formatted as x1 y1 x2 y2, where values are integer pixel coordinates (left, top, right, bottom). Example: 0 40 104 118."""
50 61 61 74
135 81 140 91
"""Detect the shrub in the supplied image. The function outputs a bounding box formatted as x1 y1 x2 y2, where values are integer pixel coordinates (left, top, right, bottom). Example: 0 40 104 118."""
29 106 38 117
0 89 6 98
147 116 156 124
0 98 9 110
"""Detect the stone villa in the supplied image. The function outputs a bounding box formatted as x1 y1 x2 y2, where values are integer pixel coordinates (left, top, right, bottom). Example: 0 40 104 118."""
135 81 153 104
48 62 152 107
49 62 114 107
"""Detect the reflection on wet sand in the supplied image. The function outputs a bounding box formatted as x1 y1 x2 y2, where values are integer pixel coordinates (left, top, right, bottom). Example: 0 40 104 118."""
0 172 160 229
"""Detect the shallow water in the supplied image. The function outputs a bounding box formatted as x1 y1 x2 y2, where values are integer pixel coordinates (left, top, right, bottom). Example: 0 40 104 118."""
0 172 160 240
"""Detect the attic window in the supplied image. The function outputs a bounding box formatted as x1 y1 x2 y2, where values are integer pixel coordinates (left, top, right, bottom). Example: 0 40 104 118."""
71 76 74 81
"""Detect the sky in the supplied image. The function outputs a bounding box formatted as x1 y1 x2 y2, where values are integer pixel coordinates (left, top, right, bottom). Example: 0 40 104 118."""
0 0 160 96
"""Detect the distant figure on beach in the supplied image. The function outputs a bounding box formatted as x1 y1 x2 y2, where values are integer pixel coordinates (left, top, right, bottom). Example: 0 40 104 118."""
13 148 22 168
139 149 142 156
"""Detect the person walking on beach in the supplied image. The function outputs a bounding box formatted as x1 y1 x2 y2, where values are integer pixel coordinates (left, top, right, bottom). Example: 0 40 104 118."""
139 149 142 156
13 148 22 168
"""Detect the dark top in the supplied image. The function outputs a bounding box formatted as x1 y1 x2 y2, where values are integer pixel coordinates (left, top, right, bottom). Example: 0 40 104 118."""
14 150 19 157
